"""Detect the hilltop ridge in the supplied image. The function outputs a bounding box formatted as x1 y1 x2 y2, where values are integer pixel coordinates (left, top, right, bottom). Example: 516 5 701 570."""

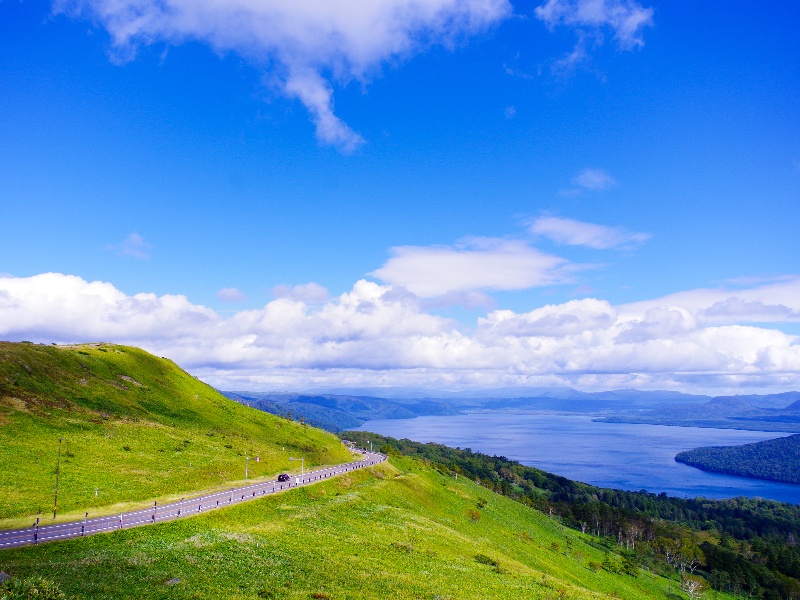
0 341 352 523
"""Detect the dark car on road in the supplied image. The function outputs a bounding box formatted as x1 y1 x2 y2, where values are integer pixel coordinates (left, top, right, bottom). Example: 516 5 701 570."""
277 473 290 482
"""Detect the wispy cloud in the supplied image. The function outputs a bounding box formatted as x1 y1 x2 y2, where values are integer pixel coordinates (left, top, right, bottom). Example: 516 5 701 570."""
549 30 596 77
272 282 330 303
55 0 511 152
535 0 654 49
108 232 152 259
530 216 650 250
535 0 654 75
560 168 618 196
574 168 617 190
371 237 574 298
216 287 247 302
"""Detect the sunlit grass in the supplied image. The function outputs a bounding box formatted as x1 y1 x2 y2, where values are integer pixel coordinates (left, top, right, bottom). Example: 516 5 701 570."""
0 457 740 599
0 342 352 523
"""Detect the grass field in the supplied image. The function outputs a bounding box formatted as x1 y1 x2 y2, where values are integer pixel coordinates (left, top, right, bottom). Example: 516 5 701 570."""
0 342 734 598
0 456 732 599
0 342 352 525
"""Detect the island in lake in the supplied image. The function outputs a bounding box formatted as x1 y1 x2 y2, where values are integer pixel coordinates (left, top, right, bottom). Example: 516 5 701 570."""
676 433 800 485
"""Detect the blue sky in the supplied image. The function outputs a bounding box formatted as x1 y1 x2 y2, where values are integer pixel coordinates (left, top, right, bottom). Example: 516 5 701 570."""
1 0 799 393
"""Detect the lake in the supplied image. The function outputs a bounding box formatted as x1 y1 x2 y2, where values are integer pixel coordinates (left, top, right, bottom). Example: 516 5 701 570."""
356 412 800 504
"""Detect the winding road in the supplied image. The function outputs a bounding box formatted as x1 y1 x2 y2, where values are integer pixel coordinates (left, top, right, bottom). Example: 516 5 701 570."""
0 450 386 549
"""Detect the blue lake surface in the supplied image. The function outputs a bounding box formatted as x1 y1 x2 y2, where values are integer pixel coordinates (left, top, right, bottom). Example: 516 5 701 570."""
356 412 800 504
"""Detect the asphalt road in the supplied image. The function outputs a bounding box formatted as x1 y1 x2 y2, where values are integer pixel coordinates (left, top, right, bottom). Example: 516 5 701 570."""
0 450 386 549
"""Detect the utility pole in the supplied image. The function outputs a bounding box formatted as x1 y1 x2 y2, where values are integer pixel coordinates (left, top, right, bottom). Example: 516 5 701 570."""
53 437 64 519
245 455 249 480
289 456 304 477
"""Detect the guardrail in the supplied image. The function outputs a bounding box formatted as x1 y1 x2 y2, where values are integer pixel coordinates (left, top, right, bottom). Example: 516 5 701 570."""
0 451 386 549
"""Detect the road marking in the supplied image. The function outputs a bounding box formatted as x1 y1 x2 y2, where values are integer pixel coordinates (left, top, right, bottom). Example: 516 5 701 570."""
0 451 385 549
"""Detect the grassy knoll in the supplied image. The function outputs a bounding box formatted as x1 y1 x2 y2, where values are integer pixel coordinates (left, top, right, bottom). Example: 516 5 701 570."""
0 456 729 599
0 342 352 524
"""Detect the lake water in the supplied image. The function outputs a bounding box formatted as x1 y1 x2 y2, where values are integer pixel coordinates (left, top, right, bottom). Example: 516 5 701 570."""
356 412 800 504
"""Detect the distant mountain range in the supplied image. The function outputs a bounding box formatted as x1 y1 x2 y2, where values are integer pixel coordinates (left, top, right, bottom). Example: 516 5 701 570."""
223 387 800 433
598 392 800 432
288 385 713 402
222 391 459 432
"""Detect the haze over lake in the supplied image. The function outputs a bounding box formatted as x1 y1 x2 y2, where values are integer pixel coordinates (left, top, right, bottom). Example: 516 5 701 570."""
357 412 800 504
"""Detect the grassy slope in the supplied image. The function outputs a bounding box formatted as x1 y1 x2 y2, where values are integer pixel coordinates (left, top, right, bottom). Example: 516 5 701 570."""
0 456 731 600
0 342 352 524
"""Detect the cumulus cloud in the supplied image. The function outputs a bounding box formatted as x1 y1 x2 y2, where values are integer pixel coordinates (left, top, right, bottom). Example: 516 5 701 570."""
530 216 650 249
54 0 511 151
0 273 215 343
478 298 616 337
216 287 247 302
371 237 574 298
2 272 799 393
108 232 152 259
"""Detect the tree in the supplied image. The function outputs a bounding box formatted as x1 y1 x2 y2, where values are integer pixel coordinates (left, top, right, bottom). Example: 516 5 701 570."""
681 575 706 599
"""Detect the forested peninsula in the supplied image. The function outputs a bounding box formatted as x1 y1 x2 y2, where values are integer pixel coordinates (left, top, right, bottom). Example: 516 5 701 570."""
675 434 800 485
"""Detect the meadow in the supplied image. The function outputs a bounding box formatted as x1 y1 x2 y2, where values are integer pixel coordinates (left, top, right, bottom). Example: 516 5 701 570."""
0 456 722 599
0 342 352 526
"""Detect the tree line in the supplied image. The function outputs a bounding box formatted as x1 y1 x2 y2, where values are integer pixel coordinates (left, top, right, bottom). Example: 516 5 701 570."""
344 431 800 599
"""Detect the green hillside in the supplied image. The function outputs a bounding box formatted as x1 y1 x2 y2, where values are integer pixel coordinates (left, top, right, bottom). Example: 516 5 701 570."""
0 342 352 525
0 456 720 600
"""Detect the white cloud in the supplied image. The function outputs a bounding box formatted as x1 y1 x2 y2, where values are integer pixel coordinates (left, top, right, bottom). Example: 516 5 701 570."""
478 298 616 337
535 0 654 50
272 282 330 303
504 105 517 119
572 168 617 191
282 69 364 152
371 237 574 297
0 273 216 342
535 0 653 77
2 272 799 393
55 0 511 151
108 232 152 259
548 31 594 77
530 216 650 249
216 287 247 302
558 168 617 196
619 278 800 325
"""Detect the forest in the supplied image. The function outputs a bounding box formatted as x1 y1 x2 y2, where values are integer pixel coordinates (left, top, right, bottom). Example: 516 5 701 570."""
676 434 800 485
344 431 800 599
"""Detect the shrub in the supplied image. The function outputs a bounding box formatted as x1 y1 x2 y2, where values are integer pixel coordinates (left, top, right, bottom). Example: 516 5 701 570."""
0 576 67 599
475 554 499 568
